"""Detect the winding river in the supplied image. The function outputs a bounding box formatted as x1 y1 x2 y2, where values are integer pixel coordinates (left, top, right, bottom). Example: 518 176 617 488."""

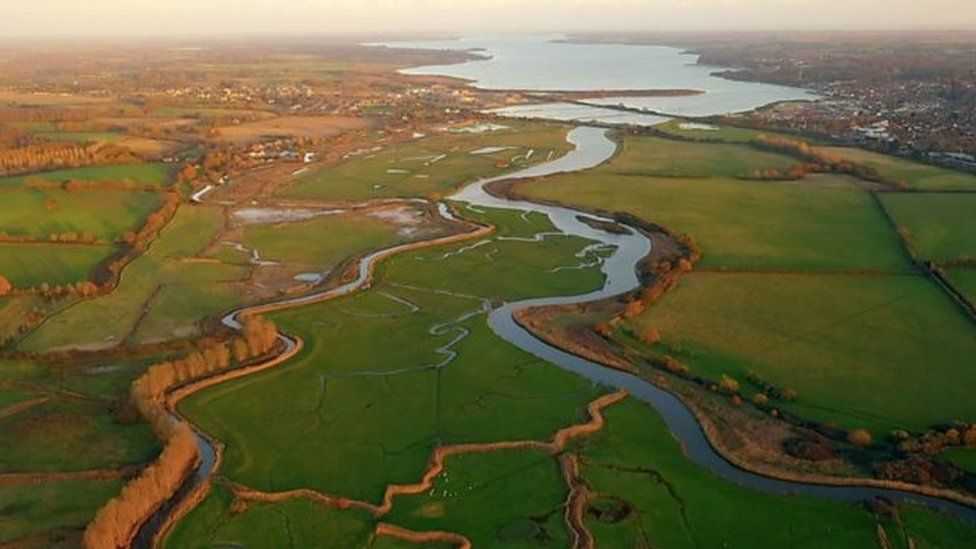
139 126 975 546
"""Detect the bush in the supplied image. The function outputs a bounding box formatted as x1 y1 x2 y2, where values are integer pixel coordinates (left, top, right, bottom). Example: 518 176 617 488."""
848 429 873 447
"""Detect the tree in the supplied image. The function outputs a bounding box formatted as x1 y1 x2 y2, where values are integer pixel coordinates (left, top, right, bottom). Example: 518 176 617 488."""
848 429 873 447
639 328 661 345
0 275 11 297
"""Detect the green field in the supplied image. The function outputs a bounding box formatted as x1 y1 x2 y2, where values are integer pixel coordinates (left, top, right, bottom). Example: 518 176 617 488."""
384 450 572 547
624 272 976 433
165 485 378 548
947 268 976 302
0 163 169 187
652 119 770 143
824 147 976 191
281 122 571 201
576 400 976 548
18 205 247 351
0 188 163 241
0 478 127 545
0 243 113 287
522 172 909 271
881 193 976 262
606 135 796 179
33 131 121 143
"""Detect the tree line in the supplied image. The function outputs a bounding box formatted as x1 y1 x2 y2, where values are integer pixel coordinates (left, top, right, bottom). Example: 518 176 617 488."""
84 316 279 548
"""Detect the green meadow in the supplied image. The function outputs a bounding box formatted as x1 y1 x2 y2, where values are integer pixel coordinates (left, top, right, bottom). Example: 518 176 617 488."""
0 478 127 544
576 400 976 548
947 268 976 302
824 147 976 191
652 118 775 143
523 172 909 271
624 272 976 434
880 193 976 262
0 163 170 187
0 188 163 241
605 135 797 179
18 206 247 351
0 243 113 287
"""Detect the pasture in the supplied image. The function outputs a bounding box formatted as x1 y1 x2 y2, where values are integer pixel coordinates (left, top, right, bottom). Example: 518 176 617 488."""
18 206 247 351
605 135 796 179
0 163 169 187
652 119 777 143
880 193 976 262
0 243 112 287
824 147 976 191
0 188 163 241
0 478 127 545
280 122 571 201
577 399 976 548
624 272 976 433
947 268 976 302
522 172 909 271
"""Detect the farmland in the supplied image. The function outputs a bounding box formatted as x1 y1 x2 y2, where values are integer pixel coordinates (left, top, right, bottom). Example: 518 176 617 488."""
880 193 976 262
0 163 170 188
823 147 976 191
514 131 976 438
0 188 163 241
0 243 113 287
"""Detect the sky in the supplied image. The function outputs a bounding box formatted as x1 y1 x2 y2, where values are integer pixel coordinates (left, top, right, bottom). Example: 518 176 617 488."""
4 0 976 37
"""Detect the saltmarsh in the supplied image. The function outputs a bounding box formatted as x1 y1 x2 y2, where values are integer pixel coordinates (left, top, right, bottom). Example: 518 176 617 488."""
280 121 571 201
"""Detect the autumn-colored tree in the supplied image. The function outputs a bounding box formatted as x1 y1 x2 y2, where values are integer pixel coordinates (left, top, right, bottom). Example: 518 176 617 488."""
639 328 661 345
719 375 740 394
594 321 613 339
622 299 645 319
753 393 770 407
0 275 11 297
848 429 873 447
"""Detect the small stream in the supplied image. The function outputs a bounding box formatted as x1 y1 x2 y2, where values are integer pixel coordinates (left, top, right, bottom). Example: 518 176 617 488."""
138 127 975 546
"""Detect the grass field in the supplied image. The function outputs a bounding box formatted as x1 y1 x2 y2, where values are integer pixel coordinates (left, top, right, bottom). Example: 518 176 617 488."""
624 272 976 433
880 193 976 262
824 147 976 191
18 205 247 351
522 172 909 271
0 163 169 187
947 268 976 302
0 188 163 241
576 399 976 548
280 122 571 201
32 131 121 143
0 243 113 287
0 478 127 545
652 119 773 143
383 450 571 547
605 135 797 179
164 485 378 548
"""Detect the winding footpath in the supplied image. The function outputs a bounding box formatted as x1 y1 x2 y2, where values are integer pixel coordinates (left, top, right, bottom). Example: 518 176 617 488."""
138 126 976 547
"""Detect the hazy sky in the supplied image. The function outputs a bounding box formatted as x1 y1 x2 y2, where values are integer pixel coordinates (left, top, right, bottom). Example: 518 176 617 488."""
4 0 976 37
